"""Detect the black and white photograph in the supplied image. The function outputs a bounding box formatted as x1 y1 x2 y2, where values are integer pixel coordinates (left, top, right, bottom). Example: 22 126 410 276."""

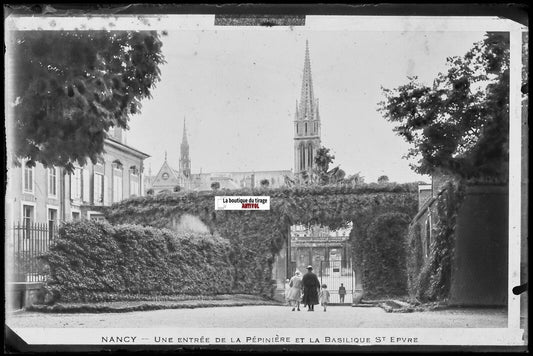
4 4 528 352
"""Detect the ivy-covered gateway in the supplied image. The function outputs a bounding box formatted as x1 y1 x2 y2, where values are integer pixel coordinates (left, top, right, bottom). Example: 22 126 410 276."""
103 184 418 298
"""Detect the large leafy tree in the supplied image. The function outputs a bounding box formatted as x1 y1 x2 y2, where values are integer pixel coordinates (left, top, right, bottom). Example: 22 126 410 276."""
9 30 165 171
377 175 389 184
314 146 335 174
378 32 509 181
312 146 346 185
285 146 355 186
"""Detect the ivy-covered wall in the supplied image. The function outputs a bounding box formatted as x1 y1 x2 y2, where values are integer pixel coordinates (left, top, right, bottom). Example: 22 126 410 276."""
406 181 509 306
42 220 234 302
406 222 424 295
102 184 418 298
407 181 465 302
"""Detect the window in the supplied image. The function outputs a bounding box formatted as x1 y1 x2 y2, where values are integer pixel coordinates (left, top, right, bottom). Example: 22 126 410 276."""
89 213 106 222
23 163 34 193
82 168 91 203
48 167 58 197
93 173 104 204
113 168 123 203
48 208 58 239
300 143 305 171
130 173 139 197
72 211 80 220
94 162 105 174
48 208 58 225
22 204 34 227
22 204 34 239
70 168 82 201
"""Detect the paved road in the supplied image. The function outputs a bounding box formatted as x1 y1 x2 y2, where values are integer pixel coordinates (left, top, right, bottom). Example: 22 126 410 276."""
7 305 506 328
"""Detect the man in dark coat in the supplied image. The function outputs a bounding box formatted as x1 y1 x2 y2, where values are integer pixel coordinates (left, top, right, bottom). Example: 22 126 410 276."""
301 265 320 311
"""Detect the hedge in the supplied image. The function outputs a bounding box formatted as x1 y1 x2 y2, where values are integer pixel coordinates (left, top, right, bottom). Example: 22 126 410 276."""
41 220 234 303
353 212 410 298
102 184 418 232
100 184 418 298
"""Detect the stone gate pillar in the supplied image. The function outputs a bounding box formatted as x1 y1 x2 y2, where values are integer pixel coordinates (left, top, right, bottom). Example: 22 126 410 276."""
271 235 289 301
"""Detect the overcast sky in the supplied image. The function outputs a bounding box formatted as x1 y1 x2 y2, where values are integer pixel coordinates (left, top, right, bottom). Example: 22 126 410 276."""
125 25 486 183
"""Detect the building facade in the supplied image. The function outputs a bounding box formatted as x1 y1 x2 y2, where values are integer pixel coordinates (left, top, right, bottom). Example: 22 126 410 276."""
6 127 149 229
290 223 353 274
146 118 292 194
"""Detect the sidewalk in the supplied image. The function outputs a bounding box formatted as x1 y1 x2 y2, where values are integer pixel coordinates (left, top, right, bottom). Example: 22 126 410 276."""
24 294 282 314
7 304 507 329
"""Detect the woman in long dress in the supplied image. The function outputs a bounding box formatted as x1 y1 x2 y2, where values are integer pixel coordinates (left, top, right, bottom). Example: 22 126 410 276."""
287 270 303 311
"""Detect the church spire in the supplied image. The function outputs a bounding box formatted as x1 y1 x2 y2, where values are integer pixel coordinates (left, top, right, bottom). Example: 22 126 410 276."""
179 116 191 178
182 117 188 146
299 40 315 121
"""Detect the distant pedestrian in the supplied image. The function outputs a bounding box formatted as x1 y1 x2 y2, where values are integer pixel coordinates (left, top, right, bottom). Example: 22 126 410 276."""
301 265 320 311
287 270 303 311
319 284 331 312
338 283 346 304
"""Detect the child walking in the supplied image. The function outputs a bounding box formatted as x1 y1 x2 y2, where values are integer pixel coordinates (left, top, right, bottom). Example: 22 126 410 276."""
319 284 330 312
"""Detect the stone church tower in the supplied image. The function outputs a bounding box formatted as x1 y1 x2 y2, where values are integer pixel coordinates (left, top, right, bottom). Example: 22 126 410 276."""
179 118 191 178
294 40 321 177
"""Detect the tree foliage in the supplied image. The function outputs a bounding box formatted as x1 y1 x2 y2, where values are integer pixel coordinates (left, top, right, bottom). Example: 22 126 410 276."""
344 172 365 186
378 33 509 181
10 30 165 171
292 146 347 185
314 146 335 174
377 175 389 184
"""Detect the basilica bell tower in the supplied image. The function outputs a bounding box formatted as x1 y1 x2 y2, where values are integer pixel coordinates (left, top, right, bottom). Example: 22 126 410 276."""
294 40 321 177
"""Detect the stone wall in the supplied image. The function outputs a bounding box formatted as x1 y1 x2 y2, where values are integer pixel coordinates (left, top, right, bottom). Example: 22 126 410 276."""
449 184 508 306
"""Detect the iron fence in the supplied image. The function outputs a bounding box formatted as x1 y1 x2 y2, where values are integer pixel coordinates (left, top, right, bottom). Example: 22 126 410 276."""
9 221 58 282
319 259 355 304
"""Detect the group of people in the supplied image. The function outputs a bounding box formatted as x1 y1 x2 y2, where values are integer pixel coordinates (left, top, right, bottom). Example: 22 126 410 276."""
285 265 338 312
